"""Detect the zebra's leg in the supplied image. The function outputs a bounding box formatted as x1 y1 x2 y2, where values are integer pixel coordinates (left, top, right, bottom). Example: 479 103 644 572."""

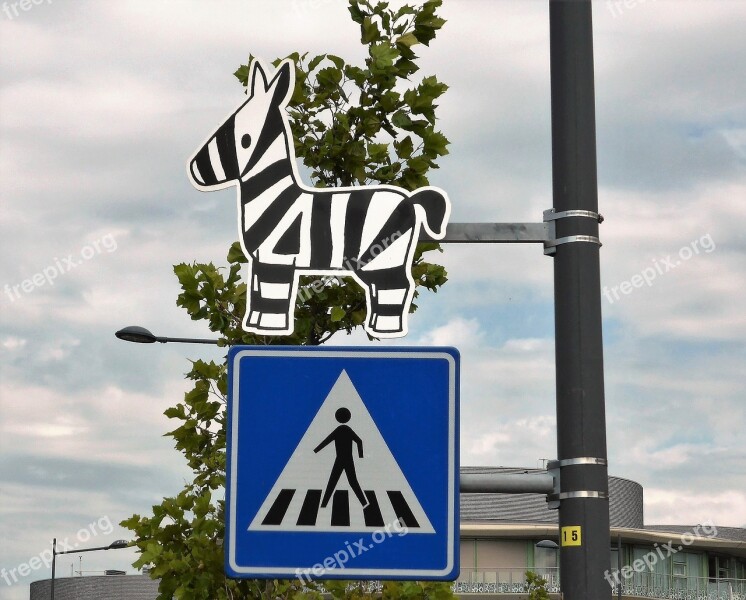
244 261 296 333
356 266 412 335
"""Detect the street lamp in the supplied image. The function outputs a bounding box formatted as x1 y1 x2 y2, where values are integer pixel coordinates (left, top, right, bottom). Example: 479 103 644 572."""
115 325 219 345
534 539 560 590
51 539 129 600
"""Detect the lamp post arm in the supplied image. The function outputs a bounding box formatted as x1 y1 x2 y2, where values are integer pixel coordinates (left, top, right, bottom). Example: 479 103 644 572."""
55 545 111 556
157 336 219 345
55 544 126 555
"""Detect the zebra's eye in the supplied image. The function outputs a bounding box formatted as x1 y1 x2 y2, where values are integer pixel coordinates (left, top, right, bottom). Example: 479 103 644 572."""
241 134 252 149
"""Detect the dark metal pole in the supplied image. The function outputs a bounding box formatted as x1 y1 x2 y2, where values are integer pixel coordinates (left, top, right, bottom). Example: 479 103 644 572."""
51 538 56 600
549 1 611 599
617 533 623 599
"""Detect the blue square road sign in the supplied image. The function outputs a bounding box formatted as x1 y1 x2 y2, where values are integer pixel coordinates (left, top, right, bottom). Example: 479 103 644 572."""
225 346 459 581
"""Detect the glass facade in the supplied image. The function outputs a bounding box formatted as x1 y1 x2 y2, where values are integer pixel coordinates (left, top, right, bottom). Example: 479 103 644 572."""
455 537 746 599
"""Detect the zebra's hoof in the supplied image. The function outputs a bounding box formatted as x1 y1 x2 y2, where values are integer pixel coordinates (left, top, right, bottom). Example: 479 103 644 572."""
369 313 403 333
248 311 289 330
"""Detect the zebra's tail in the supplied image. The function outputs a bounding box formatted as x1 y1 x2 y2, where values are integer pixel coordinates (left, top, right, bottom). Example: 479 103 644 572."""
410 188 449 239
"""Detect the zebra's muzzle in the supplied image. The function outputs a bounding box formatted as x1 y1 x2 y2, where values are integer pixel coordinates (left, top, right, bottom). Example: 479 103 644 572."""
190 160 205 185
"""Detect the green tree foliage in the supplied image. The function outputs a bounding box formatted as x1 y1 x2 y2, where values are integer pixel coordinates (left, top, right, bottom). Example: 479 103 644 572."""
524 570 551 600
122 2 454 598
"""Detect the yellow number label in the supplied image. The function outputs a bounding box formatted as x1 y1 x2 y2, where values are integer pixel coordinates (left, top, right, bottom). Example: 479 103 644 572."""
561 525 582 546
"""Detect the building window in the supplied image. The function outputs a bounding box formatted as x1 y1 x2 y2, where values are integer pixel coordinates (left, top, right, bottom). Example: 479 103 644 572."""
709 555 732 582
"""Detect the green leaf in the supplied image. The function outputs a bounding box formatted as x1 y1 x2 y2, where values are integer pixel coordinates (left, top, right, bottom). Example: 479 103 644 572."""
423 130 450 157
330 306 345 322
233 64 250 86
395 135 414 159
348 2 366 25
226 242 247 264
369 42 399 71
396 32 419 47
367 142 389 162
317 66 343 88
308 54 326 72
361 16 381 43
327 54 345 69
391 110 412 129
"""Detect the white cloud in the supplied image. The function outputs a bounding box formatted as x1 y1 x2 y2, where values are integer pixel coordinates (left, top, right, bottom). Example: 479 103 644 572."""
600 180 746 340
1 336 27 350
645 489 746 528
417 317 484 349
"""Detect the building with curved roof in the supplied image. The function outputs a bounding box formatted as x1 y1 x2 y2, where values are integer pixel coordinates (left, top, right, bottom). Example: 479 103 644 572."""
457 467 746 599
29 573 158 600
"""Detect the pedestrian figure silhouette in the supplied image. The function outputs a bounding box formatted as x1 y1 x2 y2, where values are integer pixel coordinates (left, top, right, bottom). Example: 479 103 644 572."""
314 407 369 508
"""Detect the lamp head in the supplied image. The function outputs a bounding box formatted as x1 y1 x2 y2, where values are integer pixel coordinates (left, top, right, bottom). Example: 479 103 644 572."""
115 326 157 344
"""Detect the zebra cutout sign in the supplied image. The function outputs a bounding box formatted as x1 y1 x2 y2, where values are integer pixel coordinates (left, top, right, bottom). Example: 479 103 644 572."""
248 369 435 533
187 59 451 339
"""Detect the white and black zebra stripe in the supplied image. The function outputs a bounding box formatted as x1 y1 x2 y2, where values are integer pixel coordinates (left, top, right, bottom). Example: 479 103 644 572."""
188 59 450 338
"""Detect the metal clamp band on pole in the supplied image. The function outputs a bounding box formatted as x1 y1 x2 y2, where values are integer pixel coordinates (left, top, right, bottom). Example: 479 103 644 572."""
553 491 609 501
544 209 603 223
544 235 601 255
549 457 607 468
542 208 603 255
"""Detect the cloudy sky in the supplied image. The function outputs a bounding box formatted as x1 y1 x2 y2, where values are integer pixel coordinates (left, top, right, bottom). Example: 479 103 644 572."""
1 0 745 597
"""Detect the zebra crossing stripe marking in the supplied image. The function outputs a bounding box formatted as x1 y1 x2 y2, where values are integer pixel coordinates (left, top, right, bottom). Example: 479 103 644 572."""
363 491 384 527
331 490 350 527
261 489 295 526
387 490 419 528
296 490 322 526
261 488 405 529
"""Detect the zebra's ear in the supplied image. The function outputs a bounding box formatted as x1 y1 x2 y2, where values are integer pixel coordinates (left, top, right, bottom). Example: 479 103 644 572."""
265 60 294 107
250 60 270 97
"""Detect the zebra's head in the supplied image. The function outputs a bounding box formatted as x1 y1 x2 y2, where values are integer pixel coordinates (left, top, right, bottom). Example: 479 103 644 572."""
188 59 294 190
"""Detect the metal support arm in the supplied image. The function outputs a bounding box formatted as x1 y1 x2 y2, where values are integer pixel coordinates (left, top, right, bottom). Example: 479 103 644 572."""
459 472 555 494
421 222 551 244
419 213 602 253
